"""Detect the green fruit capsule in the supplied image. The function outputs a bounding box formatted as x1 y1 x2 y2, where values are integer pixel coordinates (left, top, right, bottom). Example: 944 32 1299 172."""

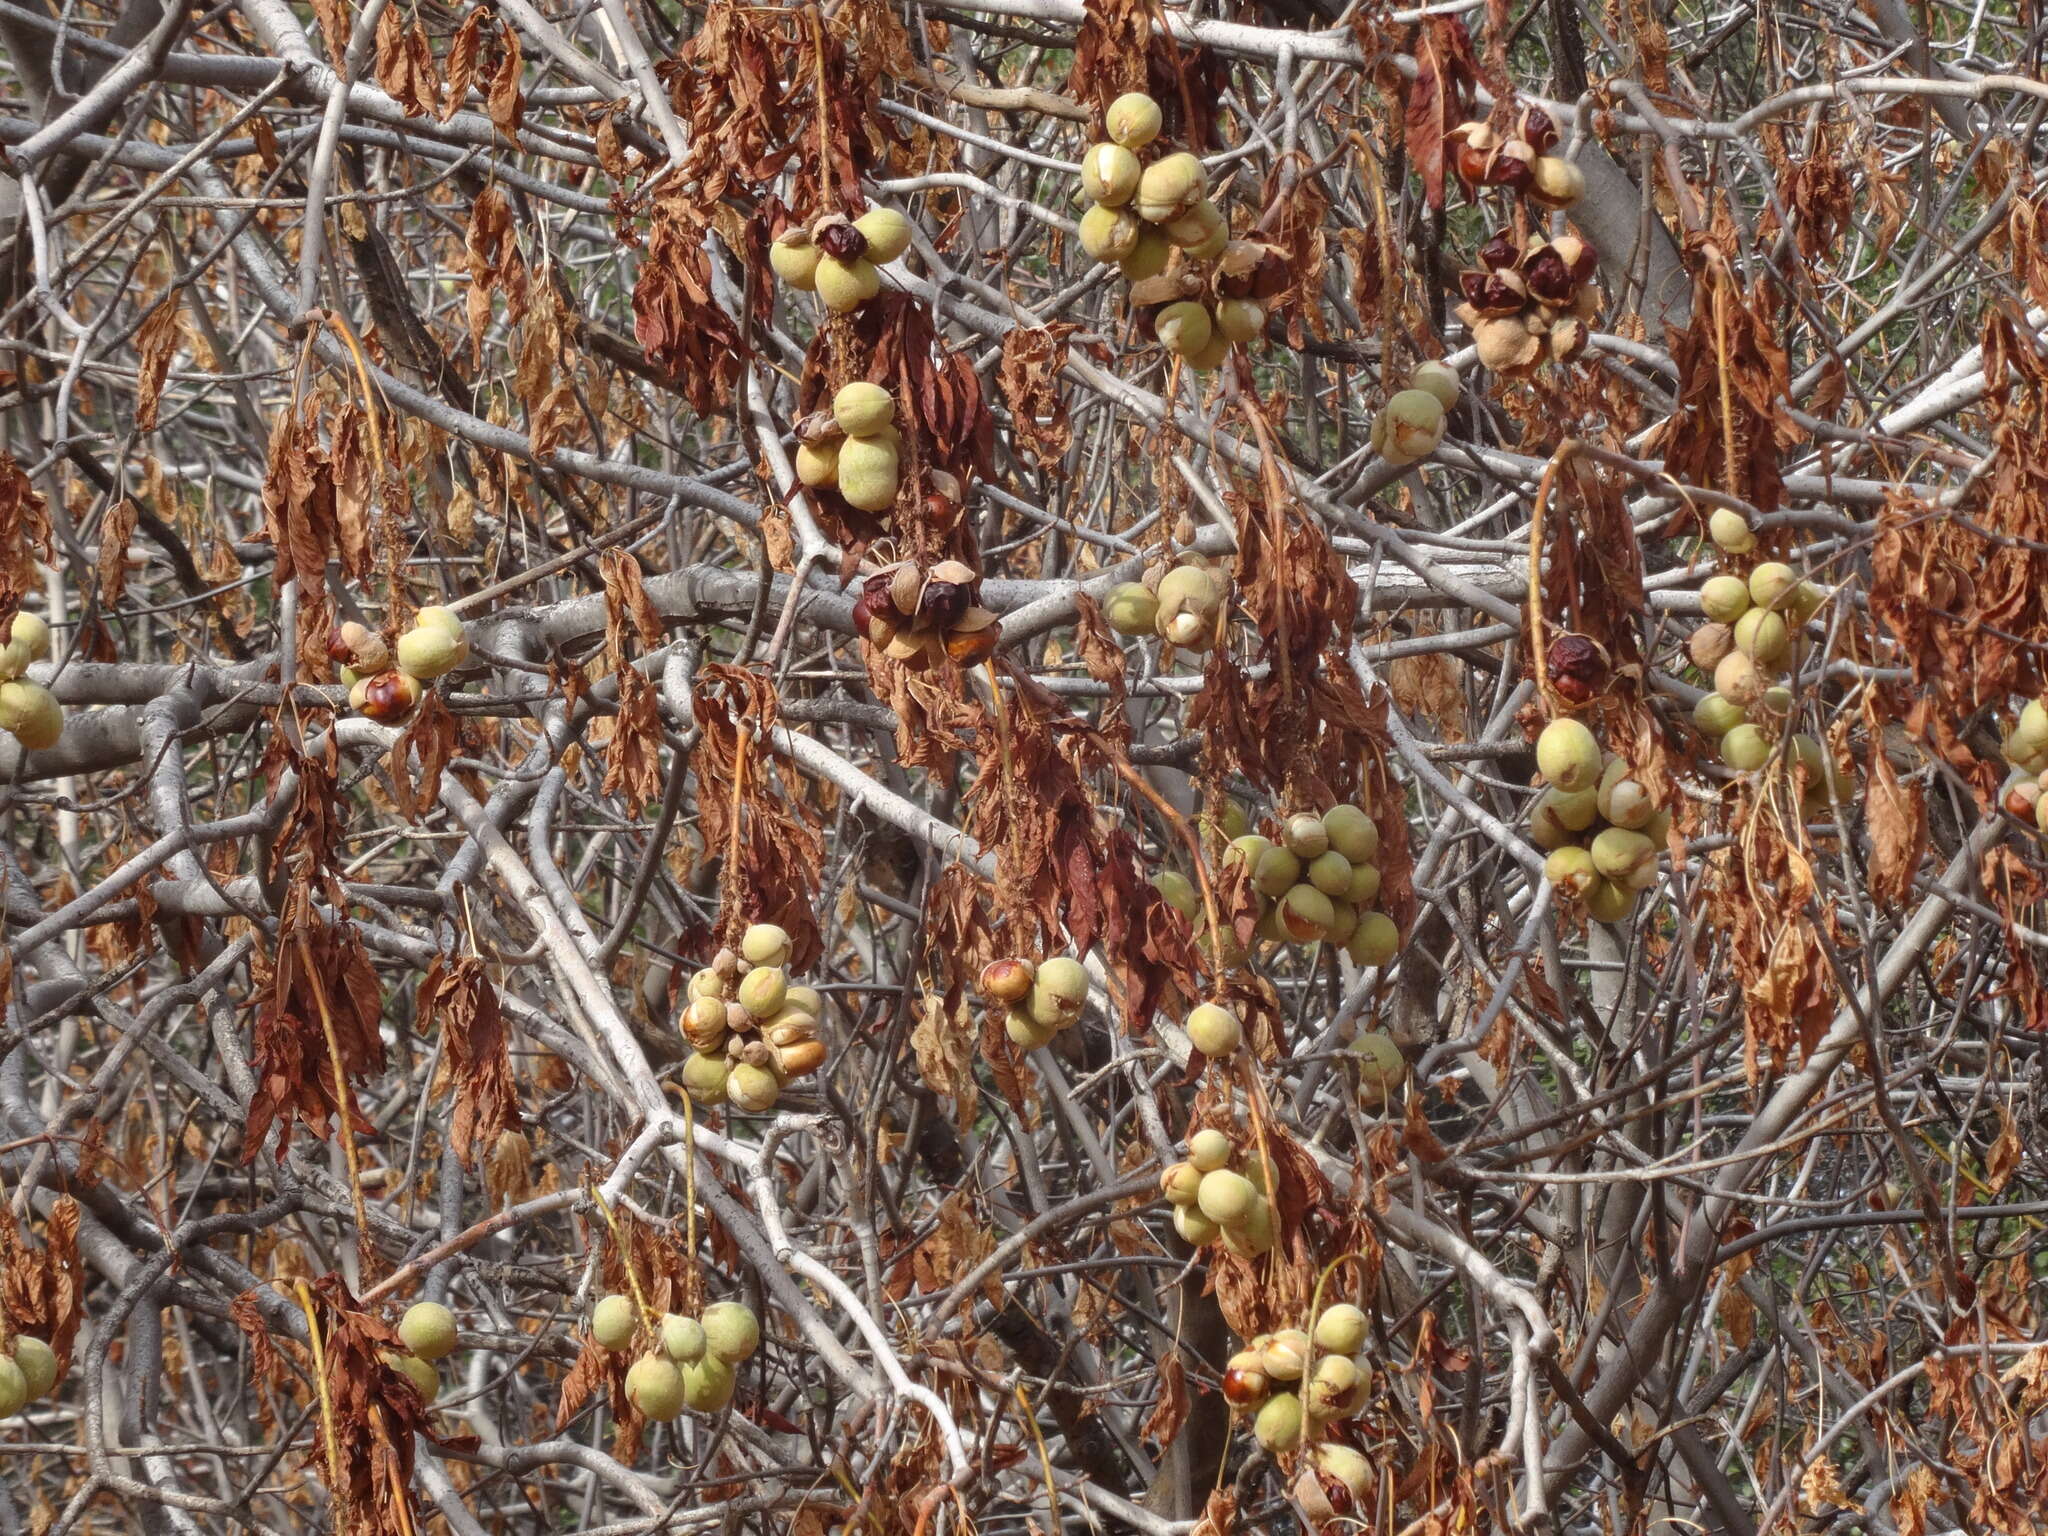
1536 718 1602 792
627 1354 685 1420
1188 1128 1234 1172
591 1293 637 1350
1312 1303 1368 1355
1080 143 1141 206
853 207 913 263
1351 1030 1404 1102
701 1301 761 1364
10 1336 57 1401
1306 849 1354 896
1321 804 1378 863
1105 92 1162 149
1185 1002 1242 1057
398 1302 458 1362
1346 912 1399 968
683 1354 736 1412
1197 1169 1257 1226
1253 1392 1304 1452
1699 574 1752 623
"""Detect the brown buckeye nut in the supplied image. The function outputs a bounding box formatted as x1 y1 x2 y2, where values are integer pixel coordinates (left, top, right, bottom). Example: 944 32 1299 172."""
1550 234 1598 285
979 958 1035 1003
1458 267 1528 319
1477 229 1521 272
812 214 869 263
1519 241 1575 306
357 669 422 722
1487 139 1537 190
1546 634 1608 706
1447 122 1497 186
1549 317 1591 362
852 583 903 648
943 607 1000 665
1515 104 1559 154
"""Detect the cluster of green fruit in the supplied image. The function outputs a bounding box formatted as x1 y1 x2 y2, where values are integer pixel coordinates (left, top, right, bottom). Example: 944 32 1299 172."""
1997 701 2048 831
1222 1305 1374 1475
793 382 903 514
1686 565 1853 810
1370 361 1458 468
1160 1128 1278 1257
378 1300 461 1404
0 612 59 751
1528 719 1669 920
977 954 1090 1051
587 1294 761 1422
0 1331 60 1418
333 607 468 724
1103 554 1231 651
851 558 1000 670
1221 806 1400 968
678 925 827 1113
768 207 914 314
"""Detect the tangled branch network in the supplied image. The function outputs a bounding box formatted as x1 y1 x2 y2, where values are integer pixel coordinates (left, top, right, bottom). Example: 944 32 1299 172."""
2 0 2048 1532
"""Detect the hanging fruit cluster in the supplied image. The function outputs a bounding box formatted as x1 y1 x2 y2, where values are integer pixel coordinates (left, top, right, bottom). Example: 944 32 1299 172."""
335 607 469 724
678 925 828 1113
795 382 903 513
586 1294 761 1422
770 206 914 314
1371 361 1458 468
851 558 1000 669
0 1329 61 1419
1444 108 1599 374
0 611 59 751
1224 805 1399 968
377 1300 461 1405
1077 91 1289 371
1223 1303 1375 1458
977 955 1091 1051
1103 553 1233 652
1160 1127 1278 1257
1529 719 1670 921
2000 702 2048 831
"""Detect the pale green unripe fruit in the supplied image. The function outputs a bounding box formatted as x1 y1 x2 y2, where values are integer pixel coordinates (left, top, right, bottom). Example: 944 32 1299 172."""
1313 1303 1368 1355
726 1063 780 1112
1134 152 1205 223
1344 861 1380 906
398 1302 458 1362
1187 1127 1233 1172
1376 389 1447 461
1315 1442 1374 1498
1306 850 1353 896
1222 1194 1275 1257
1585 877 1634 923
1544 844 1599 899
1079 203 1141 261
416 605 464 639
1408 359 1460 410
6 611 49 661
592 1293 637 1350
1185 1002 1241 1057
1104 582 1158 636
683 1354 736 1411
1243 1149 1280 1196
740 923 791 968
1721 724 1771 771
737 966 788 1019
853 207 912 263
1118 226 1170 280
771 234 821 290
1153 869 1198 918
383 1350 438 1402
1185 330 1230 371
837 435 900 512
832 382 894 437
1027 957 1088 1028
1214 299 1264 344
794 438 839 487
682 1051 731 1103
1748 562 1800 609
1261 1329 1311 1380
660 1314 707 1364
0 680 60 750
396 625 465 680
1347 912 1399 969
815 255 880 312
1322 898 1359 947
1320 804 1377 863
1163 198 1225 250
1699 575 1752 623
1253 845 1302 898
0 1355 25 1417
1253 1391 1304 1451
1172 1203 1220 1245
1535 718 1601 792
1280 812 1328 859
1733 607 1790 665
627 1354 686 1420
1787 581 1826 623
10 1336 57 1400
1005 1007 1057 1049
701 1301 760 1364
1280 883 1334 942
1597 759 1654 830
1105 92 1162 149
1155 301 1212 359
1197 1169 1257 1225
1591 828 1657 890
1694 693 1744 737
1080 142 1141 206
1226 833 1271 870
1161 1160 1204 1204
1306 1353 1361 1417
784 985 823 1018
1351 1029 1404 1102
1714 651 1767 708
1708 508 1755 552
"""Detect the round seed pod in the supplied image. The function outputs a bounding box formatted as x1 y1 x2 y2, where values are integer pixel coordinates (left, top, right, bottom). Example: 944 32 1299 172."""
737 966 787 1019
1713 651 1768 708
398 1303 458 1362
591 1294 637 1350
1306 850 1354 895
1535 718 1602 792
687 967 725 1002
814 256 880 313
1700 574 1752 623
1153 869 1199 918
1375 389 1447 461
832 382 894 437
1185 1002 1242 1057
1161 1160 1204 1205
1721 724 1772 771
1155 301 1213 359
1135 152 1206 223
1733 608 1790 665
725 1062 780 1112
1197 1169 1256 1226
1079 202 1142 261
682 1354 736 1412
1591 828 1657 889
979 958 1035 1003
1787 581 1827 623
1346 912 1399 969
701 1301 760 1364
1004 1008 1058 1050
1104 582 1159 636
1222 1350 1270 1407
1315 1443 1374 1501
1172 1203 1221 1245
0 680 62 749
681 995 729 1053
784 985 823 1018
1262 1329 1311 1381
1528 155 1585 207
1222 1195 1276 1257
1034 956 1089 1009
770 233 821 290
853 207 913 263
6 611 49 662
10 1336 57 1401
1352 1029 1404 1102
1279 883 1334 942
1282 812 1330 859
660 1314 707 1364
396 623 466 680
1225 833 1271 871
1343 860 1381 906
1313 1303 1368 1356
1214 298 1265 345
1544 844 1599 900
1105 92 1163 148
1253 1392 1304 1452
1321 804 1378 863
1187 1128 1233 1172
740 923 791 967
1118 226 1171 280
1080 142 1141 206
1596 759 1654 830
1409 360 1460 410
382 1351 438 1403
1321 898 1359 947
837 435 900 512
794 437 839 487
1585 877 1634 923
776 1037 827 1078
681 1051 731 1103
1688 622 1734 671
0 1356 24 1417
1749 562 1800 610
1708 508 1756 553
1252 845 1302 898
1163 198 1225 250
1307 1354 1361 1418
1184 329 1231 371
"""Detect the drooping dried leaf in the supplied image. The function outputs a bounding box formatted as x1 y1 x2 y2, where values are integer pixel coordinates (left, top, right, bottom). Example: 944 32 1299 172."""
421 955 522 1168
